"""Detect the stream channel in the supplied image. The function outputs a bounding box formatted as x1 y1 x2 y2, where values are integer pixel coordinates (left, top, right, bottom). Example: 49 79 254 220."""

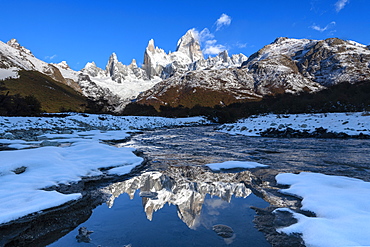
46 125 370 247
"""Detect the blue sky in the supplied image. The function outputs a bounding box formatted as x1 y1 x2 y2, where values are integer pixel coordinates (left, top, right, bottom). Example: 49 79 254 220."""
2 0 369 71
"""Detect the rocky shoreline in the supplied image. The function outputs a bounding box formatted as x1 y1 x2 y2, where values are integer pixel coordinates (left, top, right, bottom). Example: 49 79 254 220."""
260 127 370 139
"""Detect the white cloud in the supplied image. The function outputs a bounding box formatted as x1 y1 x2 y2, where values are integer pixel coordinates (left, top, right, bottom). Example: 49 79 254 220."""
197 28 215 42
203 39 226 55
45 54 57 60
205 40 217 46
203 44 226 55
235 42 247 48
215 13 231 31
310 21 336 32
194 28 226 55
335 0 349 12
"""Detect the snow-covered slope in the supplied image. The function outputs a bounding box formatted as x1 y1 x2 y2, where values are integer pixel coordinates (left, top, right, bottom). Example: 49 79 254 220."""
72 29 247 111
1 33 246 112
142 29 247 79
136 37 370 109
0 39 80 90
217 112 370 137
245 37 370 87
136 66 262 109
3 35 369 113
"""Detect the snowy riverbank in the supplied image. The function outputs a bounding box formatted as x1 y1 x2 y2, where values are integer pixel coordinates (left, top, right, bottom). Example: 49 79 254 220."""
275 172 370 247
0 113 209 224
217 112 370 137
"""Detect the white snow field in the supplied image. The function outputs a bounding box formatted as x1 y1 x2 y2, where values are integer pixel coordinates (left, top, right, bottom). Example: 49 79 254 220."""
217 112 370 137
206 160 268 171
0 113 209 224
0 113 208 133
275 172 370 247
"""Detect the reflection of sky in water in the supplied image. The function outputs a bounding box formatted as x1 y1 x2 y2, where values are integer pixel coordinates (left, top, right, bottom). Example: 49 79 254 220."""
205 199 229 215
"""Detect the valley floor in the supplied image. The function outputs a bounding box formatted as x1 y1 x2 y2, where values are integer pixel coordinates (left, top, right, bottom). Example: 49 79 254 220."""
0 112 370 246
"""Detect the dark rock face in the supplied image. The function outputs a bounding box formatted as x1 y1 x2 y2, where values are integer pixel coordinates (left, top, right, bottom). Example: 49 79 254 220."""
212 224 234 238
252 207 305 247
0 193 104 247
260 127 370 139
76 227 93 243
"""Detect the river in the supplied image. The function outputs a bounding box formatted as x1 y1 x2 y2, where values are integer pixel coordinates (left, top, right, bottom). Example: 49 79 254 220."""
41 126 370 246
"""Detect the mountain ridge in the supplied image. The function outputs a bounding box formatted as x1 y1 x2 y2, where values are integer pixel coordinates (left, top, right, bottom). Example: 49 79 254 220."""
135 36 370 109
1 32 370 115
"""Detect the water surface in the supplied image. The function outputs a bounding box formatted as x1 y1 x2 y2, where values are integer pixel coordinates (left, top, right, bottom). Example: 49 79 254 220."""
50 126 370 246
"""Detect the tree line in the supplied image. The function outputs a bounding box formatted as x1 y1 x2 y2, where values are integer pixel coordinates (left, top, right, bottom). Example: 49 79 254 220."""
121 80 370 123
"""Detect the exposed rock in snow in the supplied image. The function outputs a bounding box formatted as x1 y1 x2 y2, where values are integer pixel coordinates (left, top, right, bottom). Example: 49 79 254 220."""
136 67 261 108
0 39 81 91
142 29 246 80
6 39 34 57
105 53 149 83
2 34 369 113
143 39 173 79
81 61 105 78
0 30 247 112
176 29 203 63
55 61 70 70
137 37 370 108
245 37 370 87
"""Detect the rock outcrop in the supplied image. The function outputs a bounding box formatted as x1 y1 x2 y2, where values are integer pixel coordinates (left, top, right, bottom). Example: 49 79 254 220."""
136 37 370 109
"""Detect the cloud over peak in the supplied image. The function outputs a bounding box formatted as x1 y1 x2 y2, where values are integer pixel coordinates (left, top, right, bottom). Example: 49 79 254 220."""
215 14 231 31
335 0 349 12
310 21 336 32
45 54 57 60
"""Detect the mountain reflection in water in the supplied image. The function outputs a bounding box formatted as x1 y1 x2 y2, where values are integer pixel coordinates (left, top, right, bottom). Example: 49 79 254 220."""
103 167 253 229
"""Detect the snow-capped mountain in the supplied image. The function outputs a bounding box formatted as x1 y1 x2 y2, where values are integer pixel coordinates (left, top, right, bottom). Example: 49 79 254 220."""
0 39 81 92
104 168 251 228
135 37 370 109
142 29 247 79
1 31 247 112
2 33 369 113
76 29 247 110
245 37 370 88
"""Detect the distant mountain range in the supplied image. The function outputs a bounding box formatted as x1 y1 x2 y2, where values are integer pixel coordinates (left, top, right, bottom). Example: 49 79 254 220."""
1 30 369 114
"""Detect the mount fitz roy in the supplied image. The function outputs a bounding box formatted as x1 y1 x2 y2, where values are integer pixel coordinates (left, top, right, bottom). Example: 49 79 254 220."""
0 29 246 112
1 28 370 113
136 37 370 109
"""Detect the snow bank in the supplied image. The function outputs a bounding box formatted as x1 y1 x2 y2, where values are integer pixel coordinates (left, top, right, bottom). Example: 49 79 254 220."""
0 67 19 80
0 113 208 133
217 112 370 137
206 160 268 171
0 135 143 224
275 172 370 247
0 113 209 224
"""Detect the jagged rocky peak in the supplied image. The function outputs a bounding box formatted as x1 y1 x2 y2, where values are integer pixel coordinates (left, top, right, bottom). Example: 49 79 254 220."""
146 39 155 52
128 59 138 68
56 61 70 70
6 38 34 56
82 61 105 77
272 37 290 44
218 50 229 63
241 36 370 89
106 52 120 77
143 39 170 79
231 53 248 65
176 29 203 62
